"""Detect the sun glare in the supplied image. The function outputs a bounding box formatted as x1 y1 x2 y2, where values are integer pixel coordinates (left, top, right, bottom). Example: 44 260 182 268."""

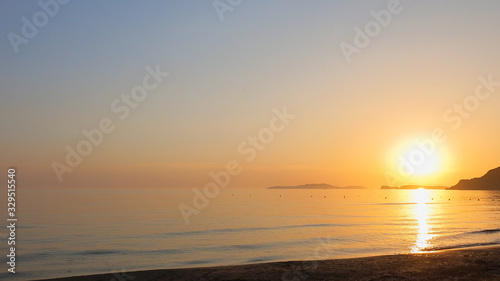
400 144 440 176
388 137 449 184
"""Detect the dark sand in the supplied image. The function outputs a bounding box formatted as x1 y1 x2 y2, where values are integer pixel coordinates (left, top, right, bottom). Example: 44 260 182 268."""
42 246 500 281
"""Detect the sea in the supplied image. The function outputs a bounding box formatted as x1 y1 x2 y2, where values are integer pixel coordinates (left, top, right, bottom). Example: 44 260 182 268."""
1 188 500 280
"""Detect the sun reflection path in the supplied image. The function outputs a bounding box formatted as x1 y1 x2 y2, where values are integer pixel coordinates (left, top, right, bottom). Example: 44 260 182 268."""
411 188 436 253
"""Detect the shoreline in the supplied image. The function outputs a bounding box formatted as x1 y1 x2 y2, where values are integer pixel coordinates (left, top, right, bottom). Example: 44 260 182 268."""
41 246 500 281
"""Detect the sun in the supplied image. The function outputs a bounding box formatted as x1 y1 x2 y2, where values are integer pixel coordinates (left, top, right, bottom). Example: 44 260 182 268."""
388 137 448 184
399 143 440 176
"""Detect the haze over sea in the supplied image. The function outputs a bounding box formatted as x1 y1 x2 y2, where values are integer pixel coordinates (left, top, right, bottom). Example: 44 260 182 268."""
2 188 500 281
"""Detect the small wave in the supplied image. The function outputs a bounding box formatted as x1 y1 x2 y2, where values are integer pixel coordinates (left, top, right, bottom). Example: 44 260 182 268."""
149 248 184 255
420 242 500 252
469 228 500 234
76 249 124 256
184 258 221 266
18 252 54 262
158 223 348 237
437 228 500 240
245 255 286 263
207 237 313 252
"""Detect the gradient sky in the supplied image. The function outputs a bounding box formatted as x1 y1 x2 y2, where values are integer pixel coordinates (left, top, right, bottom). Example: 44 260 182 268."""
1 0 500 189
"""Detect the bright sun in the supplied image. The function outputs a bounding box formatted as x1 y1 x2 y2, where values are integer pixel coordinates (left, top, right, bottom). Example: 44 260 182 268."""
399 143 440 176
388 137 448 184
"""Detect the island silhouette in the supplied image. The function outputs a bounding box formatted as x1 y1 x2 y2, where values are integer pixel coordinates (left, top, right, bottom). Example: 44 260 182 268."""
267 165 500 190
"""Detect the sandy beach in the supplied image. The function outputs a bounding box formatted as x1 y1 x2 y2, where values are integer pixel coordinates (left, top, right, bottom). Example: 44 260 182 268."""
42 246 500 281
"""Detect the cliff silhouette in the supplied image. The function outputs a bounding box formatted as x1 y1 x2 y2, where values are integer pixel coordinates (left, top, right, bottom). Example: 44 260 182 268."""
449 166 500 190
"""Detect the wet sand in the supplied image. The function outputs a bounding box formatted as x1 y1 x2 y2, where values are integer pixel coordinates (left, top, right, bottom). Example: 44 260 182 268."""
42 246 500 281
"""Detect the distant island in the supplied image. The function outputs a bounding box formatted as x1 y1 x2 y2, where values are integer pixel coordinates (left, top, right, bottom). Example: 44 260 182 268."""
269 166 500 191
267 183 366 189
448 166 500 190
380 185 448 190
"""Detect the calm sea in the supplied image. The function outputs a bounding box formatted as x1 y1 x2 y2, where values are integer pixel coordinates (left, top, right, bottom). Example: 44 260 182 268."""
1 188 500 280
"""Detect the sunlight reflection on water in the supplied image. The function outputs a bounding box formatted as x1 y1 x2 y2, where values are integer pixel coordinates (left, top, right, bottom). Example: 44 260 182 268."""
411 189 436 253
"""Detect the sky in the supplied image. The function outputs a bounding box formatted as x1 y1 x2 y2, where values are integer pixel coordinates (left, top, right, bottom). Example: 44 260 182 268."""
1 0 500 189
